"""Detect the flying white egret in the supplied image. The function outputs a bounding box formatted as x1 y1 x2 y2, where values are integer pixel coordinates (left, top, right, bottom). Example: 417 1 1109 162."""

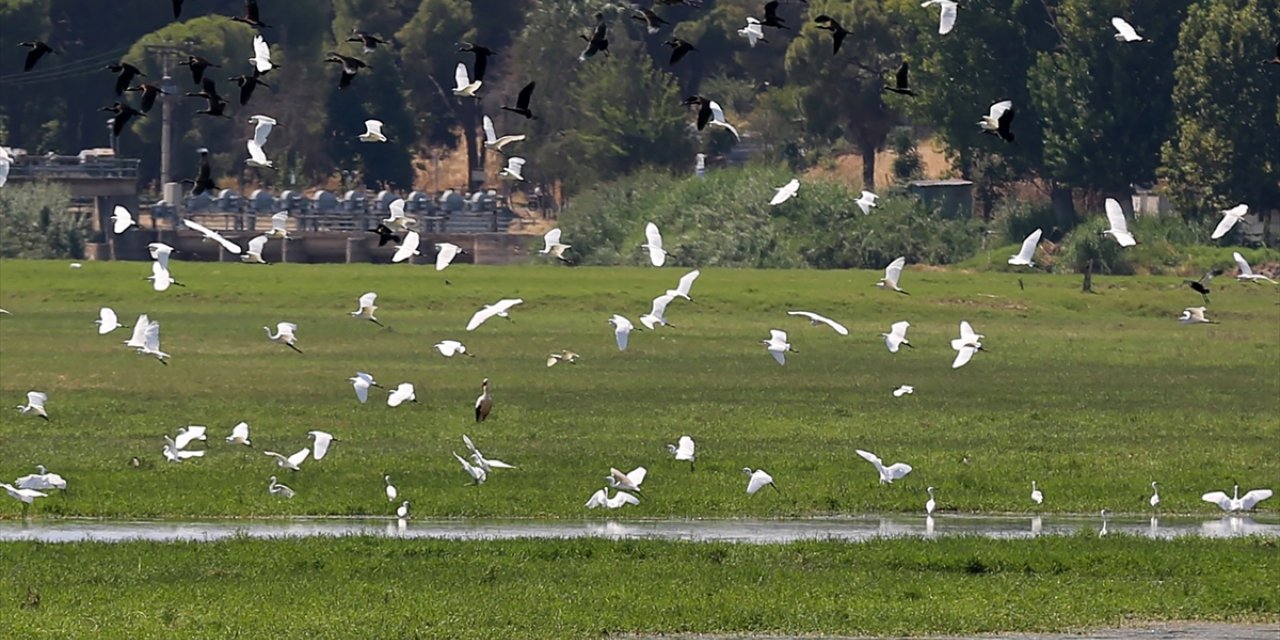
666 269 700 301
743 468 777 495
770 179 799 206
452 451 487 485
396 500 410 519
893 385 915 397
586 487 640 509
385 475 397 501
608 467 647 492
136 319 170 364
183 218 242 254
667 436 695 470
463 434 517 473
1202 484 1273 513
1211 204 1248 240
226 421 251 446
163 435 204 462
466 298 524 331
148 242 175 268
14 465 66 491
350 292 382 327
499 156 526 181
382 198 413 231
174 425 207 450
950 321 985 368
148 261 182 291
265 211 289 239
876 256 910 294
475 378 493 422
482 114 525 152
246 114 276 168
926 486 936 514
452 61 482 97
706 101 740 140
1149 482 1160 511
737 17 766 47
16 391 49 421
1111 17 1143 42
1031 481 1044 506
264 322 302 353
641 222 667 266
2 483 48 506
787 311 848 336
608 314 636 351
540 228 570 260
241 235 270 264
1101 199 1137 247
111 205 138 234
264 448 309 471
856 449 913 484
268 476 295 498
250 35 274 73
979 100 1016 142
392 231 421 263
387 382 416 408
1008 228 1042 266
1178 306 1216 325
640 293 677 330
123 314 150 350
855 190 879 214
348 372 381 404
1233 252 1276 284
921 0 958 35
881 321 912 353
359 119 387 142
434 340 472 358
546 350 580 367
95 307 126 335
308 431 334 460
435 242 463 271
761 329 796 366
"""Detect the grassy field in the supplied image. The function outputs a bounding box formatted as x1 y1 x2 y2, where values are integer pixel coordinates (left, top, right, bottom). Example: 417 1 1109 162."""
2 535 1276 638
0 259 1276 519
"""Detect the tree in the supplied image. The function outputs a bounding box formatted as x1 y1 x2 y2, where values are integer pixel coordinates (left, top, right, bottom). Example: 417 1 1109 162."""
396 0 477 186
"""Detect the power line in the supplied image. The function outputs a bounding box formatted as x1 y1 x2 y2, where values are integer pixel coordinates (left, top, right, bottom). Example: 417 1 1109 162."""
0 46 135 85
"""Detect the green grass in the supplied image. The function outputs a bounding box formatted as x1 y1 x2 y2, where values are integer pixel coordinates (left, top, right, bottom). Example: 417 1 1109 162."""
2 535 1277 638
0 260 1276 519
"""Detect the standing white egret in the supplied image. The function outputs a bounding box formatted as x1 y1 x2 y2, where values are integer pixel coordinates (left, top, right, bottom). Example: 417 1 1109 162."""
246 114 276 169
743 468 778 494
95 307 127 335
466 298 524 331
608 314 637 351
737 17 766 47
640 293 677 330
1101 199 1137 247
183 218 242 254
856 449 913 484
666 269 700 301
174 425 207 450
268 476 295 498
396 500 410 519
1149 482 1160 511
452 451 487 485
921 0 958 35
385 475 397 501
950 321 985 369
1201 484 1273 512
667 436 695 470
854 190 879 214
1212 204 1248 240
474 378 493 422
387 382 417 408
111 205 138 234
434 340 473 358
1233 252 1277 284
540 229 570 260
350 292 382 327
787 311 848 336
876 256 910 294
264 322 302 353
359 119 387 142
308 431 334 460
14 465 67 491
1031 481 1044 506
241 235 270 264
585 487 640 509
607 467 647 492
265 211 289 239
640 222 667 266
499 157 526 181
1008 228 1042 266
482 115 525 152
16 391 49 421
1099 509 1109 537
463 434 517 473
893 385 915 397
435 242 464 271
1111 17 1143 42
770 179 799 206
881 321 912 353
761 329 796 366
392 231 421 263
264 448 310 471
226 421 251 446
1178 306 1216 324
926 486 937 515
452 61 482 97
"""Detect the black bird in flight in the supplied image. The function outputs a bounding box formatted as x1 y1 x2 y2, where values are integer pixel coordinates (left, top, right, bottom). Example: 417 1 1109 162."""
229 74 269 106
681 95 713 131
884 62 917 96
456 42 495 82
231 0 272 29
1183 270 1221 305
761 2 789 30
178 55 220 85
100 102 146 137
183 148 217 196
105 61 146 96
186 78 231 118
368 224 402 247
19 41 58 72
813 15 848 54
173 0 183 18
663 37 697 66
347 31 390 54
501 81 538 120
632 8 670 35
126 84 168 112
980 101 1016 143
324 52 369 90
579 13 610 61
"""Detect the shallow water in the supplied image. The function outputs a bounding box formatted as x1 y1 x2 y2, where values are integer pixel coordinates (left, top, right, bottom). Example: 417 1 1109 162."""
0 514 1275 544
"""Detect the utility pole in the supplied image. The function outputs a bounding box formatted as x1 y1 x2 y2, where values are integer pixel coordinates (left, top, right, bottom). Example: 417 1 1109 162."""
144 44 182 189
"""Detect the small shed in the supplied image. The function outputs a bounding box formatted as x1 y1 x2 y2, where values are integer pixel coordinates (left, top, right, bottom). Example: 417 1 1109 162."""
907 179 974 220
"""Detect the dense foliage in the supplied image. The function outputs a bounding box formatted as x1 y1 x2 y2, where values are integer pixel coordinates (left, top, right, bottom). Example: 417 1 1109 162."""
0 182 86 259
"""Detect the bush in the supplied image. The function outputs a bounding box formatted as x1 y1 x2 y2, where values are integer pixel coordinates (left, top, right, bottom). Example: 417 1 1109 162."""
994 199 1075 245
1059 216 1133 275
0 182 88 259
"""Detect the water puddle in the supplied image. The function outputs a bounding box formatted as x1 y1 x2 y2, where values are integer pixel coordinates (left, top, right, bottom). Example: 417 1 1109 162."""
0 514 1276 544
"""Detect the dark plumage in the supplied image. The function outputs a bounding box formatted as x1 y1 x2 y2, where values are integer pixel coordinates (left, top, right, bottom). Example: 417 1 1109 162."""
173 0 183 18
324 52 369 90
368 224 401 247
229 74 269 105
682 95 712 130
1183 270 1221 304
884 62 917 96
100 102 146 137
663 37 697 66
456 42 495 82
761 1 789 30
183 149 217 196
230 0 271 29
579 13 610 61
125 84 168 112
19 41 58 72
106 61 146 96
813 15 848 54
501 81 538 120
631 8 669 35
186 78 231 118
178 55 220 85
347 31 389 54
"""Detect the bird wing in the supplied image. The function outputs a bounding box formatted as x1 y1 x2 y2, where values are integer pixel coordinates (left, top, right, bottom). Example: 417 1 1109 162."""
674 269 700 297
649 294 674 319
952 344 977 368
506 157 526 173
585 488 606 508
27 391 47 407
770 179 799 205
246 139 269 165
493 298 524 314
392 231 420 263
677 436 695 457
544 228 562 250
98 307 118 333
150 261 173 291
1013 228 1042 263
1233 252 1253 276
890 321 911 339
231 422 249 441
707 101 739 139
246 234 268 255
884 463 913 480
287 448 310 467
896 62 910 88
855 449 883 467
143 320 162 351
174 426 206 449
1111 17 1138 40
252 35 272 72
959 320 980 342
252 118 274 148
112 206 134 233
353 379 369 403
627 467 648 486
454 62 471 90
1201 491 1232 510
1211 205 1246 239
746 471 772 495
609 491 641 508
769 329 788 343
126 315 149 347
482 115 497 143
466 307 496 331
358 292 377 309
1104 199 1129 234
435 243 458 271
937 1 957 34
884 256 905 283
486 459 517 470
309 431 332 459
269 211 288 235
183 219 243 254
1240 489 1273 510
769 349 786 365
612 317 631 350
644 222 663 250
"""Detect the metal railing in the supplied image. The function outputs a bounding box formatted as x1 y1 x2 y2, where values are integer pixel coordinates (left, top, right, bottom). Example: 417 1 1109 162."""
5 156 141 180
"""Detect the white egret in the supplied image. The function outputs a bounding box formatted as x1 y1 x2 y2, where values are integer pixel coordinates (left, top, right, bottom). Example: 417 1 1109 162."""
350 292 382 327
163 435 204 462
174 425 206 450
666 269 700 301
474 378 493 422
743 468 777 495
1099 509 1109 537
950 320 985 369
926 486 936 514
16 391 49 421
893 385 915 397
387 382 417 408
452 61 482 97
246 114 276 169
392 230 421 263
1149 482 1160 511
435 242 463 271
123 314 150 350
250 35 274 73
1008 228 1042 266
148 242 175 268
856 449 913 484
787 311 848 336
640 293 677 330
1111 17 1143 42
586 487 640 509
1233 252 1277 284
546 351 580 367
638 222 668 266
0 146 10 187
1031 481 1044 506
359 119 387 142
770 179 799 206
705 101 740 140
463 434 517 473
540 228 570 260
434 340 472 358
268 476 294 498
1202 484 1273 512
348 372 381 404
264 448 309 471
761 329 796 366
383 198 413 231
1211 204 1248 240
855 190 879 215
396 500 410 519
1178 306 1216 324
226 421 251 446
95 307 126 335
265 210 289 239
2 483 48 506
14 465 66 491
241 235 270 264
881 321 912 353
499 157 526 181
385 475 397 501
1101 199 1137 247
737 17 766 47
876 256 910 294
136 318 170 364
466 298 524 331
608 314 636 351
667 436 695 470
921 0 958 35
452 451 487 485
111 205 138 234
264 322 302 353
979 100 1016 142
148 261 182 291
183 218 242 254
608 467 647 492
482 115 525 152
